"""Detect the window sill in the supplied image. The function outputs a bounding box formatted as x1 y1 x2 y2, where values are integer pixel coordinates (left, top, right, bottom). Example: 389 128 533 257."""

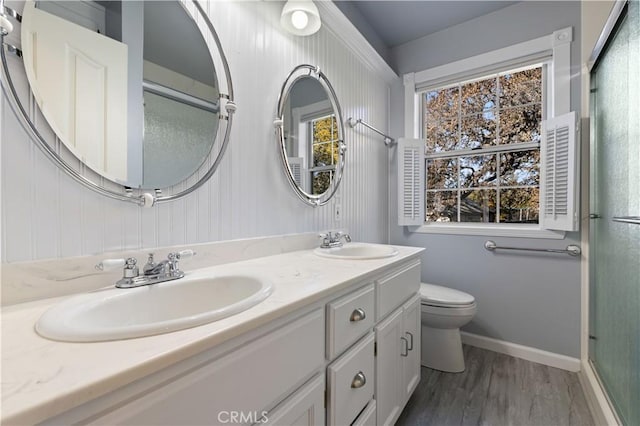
411 223 566 239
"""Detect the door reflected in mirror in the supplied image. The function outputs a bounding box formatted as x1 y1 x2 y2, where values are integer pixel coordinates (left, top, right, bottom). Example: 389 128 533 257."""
21 0 220 188
276 65 345 206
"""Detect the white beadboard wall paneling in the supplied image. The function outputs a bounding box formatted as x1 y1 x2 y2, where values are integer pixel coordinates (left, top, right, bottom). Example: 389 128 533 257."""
2 96 34 261
31 108 59 258
1 0 392 263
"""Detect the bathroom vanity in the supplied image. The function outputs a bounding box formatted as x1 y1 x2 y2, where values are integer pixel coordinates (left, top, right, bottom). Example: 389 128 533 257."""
1 240 423 425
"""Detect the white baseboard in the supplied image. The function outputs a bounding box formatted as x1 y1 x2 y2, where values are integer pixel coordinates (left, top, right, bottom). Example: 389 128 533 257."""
460 332 581 372
578 360 620 426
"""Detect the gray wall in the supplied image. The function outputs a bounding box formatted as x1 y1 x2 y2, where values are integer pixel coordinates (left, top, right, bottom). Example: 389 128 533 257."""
388 1 582 357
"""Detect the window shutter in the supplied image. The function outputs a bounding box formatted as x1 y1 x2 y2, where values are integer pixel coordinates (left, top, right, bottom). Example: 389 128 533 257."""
288 157 304 187
398 138 425 226
540 111 578 231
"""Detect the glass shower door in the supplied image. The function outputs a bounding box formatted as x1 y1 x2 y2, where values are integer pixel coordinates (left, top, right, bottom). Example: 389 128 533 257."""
589 2 640 425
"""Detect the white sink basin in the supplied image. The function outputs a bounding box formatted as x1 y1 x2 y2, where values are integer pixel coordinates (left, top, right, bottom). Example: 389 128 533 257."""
314 243 398 260
36 274 273 342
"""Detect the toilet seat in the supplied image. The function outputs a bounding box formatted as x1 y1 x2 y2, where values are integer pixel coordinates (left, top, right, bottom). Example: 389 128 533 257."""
420 283 475 308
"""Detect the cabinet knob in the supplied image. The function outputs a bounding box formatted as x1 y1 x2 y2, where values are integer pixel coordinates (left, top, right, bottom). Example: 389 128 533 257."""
351 371 367 389
350 308 366 322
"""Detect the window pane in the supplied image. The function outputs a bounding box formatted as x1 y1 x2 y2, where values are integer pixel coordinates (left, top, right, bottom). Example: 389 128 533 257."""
424 87 459 121
460 112 496 149
426 191 458 222
500 149 540 186
500 188 539 223
312 171 332 195
313 116 337 141
459 154 497 187
460 189 497 222
461 77 496 114
427 158 457 189
426 118 458 152
312 115 339 168
499 104 542 144
313 142 336 167
499 67 542 107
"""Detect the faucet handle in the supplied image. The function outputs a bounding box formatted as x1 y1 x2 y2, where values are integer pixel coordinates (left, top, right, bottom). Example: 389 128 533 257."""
95 257 139 279
336 232 351 243
176 249 196 260
95 258 126 271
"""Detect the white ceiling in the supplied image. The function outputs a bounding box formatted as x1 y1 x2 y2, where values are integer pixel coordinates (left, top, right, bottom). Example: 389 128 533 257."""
335 1 518 48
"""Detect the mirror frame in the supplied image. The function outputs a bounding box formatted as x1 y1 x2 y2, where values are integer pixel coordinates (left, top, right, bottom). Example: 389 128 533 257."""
0 0 235 206
275 64 345 207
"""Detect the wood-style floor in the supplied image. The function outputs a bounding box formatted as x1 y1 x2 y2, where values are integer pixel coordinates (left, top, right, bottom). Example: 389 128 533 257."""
396 345 594 426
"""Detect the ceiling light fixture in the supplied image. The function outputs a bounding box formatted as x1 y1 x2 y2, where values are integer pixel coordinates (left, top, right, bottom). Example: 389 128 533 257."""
280 0 321 36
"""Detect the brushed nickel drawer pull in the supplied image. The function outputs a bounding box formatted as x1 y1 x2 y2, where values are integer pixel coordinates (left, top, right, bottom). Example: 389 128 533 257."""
350 308 366 322
406 331 414 350
351 371 367 388
401 336 409 356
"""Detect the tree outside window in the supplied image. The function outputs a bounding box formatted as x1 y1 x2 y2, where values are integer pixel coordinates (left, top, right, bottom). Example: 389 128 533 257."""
423 66 542 223
310 115 339 195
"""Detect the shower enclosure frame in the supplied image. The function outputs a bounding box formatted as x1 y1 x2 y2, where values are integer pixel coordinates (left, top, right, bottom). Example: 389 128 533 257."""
580 1 638 425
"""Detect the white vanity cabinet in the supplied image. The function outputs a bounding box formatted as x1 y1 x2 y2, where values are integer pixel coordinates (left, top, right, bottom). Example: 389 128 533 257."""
46 309 326 426
401 295 421 403
372 260 421 425
375 294 421 426
38 257 422 426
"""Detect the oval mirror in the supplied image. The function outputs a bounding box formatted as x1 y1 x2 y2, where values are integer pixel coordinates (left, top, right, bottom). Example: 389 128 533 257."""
0 0 234 205
275 65 345 206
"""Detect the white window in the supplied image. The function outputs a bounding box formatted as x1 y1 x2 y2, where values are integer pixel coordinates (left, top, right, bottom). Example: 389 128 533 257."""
287 100 338 195
308 115 339 195
399 27 578 237
423 64 544 224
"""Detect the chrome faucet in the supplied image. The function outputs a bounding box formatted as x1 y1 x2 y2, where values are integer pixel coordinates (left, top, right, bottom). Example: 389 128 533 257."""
319 231 352 249
143 252 180 277
96 250 196 289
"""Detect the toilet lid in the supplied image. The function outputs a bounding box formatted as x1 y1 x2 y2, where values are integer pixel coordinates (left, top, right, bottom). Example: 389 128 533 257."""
420 283 475 307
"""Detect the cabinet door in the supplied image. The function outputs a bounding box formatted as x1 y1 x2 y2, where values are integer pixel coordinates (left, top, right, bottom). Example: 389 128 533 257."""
401 295 421 403
262 374 324 426
375 308 403 426
87 310 324 426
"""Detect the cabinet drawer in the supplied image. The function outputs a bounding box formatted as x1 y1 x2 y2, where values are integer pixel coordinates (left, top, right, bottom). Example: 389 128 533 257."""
352 399 376 426
262 374 324 426
327 333 375 426
89 309 324 426
376 260 420 320
327 284 374 359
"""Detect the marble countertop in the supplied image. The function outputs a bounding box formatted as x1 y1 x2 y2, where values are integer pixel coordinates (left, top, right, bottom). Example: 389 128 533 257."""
1 245 423 425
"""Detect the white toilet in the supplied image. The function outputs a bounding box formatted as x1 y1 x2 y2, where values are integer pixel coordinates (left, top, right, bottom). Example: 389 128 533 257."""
419 283 476 373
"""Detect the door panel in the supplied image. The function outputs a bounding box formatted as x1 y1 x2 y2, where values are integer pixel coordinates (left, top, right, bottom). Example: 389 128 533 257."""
22 3 128 181
589 3 640 424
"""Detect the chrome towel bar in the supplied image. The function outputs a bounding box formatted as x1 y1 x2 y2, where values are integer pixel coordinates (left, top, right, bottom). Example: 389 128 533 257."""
612 216 640 225
484 240 581 257
347 117 395 146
